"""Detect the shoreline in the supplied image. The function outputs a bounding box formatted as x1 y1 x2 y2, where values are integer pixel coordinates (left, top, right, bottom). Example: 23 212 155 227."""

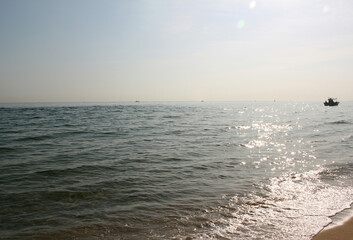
312 205 353 240
312 216 353 240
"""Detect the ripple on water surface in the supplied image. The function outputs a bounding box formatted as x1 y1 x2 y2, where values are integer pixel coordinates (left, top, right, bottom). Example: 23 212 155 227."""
0 102 353 239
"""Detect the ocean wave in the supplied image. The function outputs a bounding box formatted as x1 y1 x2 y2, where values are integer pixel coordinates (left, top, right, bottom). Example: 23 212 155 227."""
14 130 92 142
1 190 107 207
320 162 353 181
341 135 353 142
194 169 353 240
0 147 16 153
328 120 352 125
1 102 353 239
35 164 118 176
1 164 119 185
15 135 55 142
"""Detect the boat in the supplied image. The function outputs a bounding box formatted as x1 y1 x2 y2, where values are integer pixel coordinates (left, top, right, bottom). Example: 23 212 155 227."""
324 98 339 106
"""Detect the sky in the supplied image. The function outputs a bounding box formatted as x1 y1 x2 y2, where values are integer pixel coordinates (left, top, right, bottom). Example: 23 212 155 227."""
1 0 353 102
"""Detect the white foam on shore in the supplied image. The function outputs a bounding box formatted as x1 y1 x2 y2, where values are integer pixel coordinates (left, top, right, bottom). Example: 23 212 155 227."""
323 204 353 230
192 169 353 240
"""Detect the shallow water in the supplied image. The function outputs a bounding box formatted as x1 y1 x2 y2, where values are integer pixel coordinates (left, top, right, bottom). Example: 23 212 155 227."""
1 101 352 239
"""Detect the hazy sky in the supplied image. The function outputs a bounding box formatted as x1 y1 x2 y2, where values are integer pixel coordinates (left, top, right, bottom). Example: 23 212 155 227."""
1 0 353 102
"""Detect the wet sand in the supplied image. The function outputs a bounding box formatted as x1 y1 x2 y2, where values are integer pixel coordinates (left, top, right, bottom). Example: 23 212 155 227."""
312 217 353 240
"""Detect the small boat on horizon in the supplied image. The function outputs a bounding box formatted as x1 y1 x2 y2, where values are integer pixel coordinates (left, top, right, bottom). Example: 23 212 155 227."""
324 98 339 106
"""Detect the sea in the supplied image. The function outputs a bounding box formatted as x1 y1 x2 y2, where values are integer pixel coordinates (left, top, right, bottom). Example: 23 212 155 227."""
1 101 352 240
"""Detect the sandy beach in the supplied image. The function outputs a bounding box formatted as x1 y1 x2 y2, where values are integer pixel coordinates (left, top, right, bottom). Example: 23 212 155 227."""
312 217 353 240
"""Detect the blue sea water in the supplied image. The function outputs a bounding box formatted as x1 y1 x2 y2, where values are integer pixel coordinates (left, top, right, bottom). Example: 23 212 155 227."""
0 101 352 240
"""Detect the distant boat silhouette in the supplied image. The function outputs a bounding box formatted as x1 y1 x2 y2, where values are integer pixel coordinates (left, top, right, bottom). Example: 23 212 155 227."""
324 98 339 106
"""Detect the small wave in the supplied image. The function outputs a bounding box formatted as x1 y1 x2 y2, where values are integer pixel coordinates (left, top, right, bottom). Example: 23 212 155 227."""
191 164 209 170
1 190 108 206
341 135 353 142
328 120 352 125
66 130 90 135
320 162 353 181
23 165 119 180
15 135 55 142
0 147 16 153
194 169 353 240
15 130 91 142
163 115 182 119
164 157 184 162
41 190 107 203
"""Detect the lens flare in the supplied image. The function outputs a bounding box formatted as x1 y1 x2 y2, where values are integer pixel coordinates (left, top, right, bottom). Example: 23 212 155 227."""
237 20 245 29
249 1 256 9
323 4 329 13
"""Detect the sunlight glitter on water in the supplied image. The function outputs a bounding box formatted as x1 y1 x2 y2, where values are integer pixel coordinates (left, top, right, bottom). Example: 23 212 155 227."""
196 169 353 240
1 101 353 239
